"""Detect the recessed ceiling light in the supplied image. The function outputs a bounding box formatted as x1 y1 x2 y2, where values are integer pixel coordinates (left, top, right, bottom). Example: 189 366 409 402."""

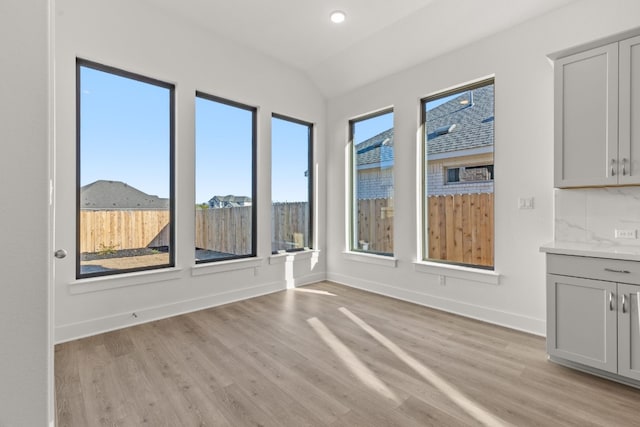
330 10 346 24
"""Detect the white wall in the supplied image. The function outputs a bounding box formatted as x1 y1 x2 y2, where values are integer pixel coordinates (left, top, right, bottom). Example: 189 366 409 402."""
0 0 52 425
326 0 640 335
53 0 326 342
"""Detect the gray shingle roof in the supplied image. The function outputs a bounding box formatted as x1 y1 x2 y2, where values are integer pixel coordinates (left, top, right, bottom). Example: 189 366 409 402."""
80 180 169 210
355 128 394 167
355 84 494 166
426 84 494 155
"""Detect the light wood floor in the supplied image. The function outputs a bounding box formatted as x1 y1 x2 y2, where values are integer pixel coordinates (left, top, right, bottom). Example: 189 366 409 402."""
56 281 640 426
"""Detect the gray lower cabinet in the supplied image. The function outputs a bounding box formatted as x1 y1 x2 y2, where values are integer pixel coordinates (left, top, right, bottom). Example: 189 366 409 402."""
547 274 617 372
546 254 640 385
618 283 640 381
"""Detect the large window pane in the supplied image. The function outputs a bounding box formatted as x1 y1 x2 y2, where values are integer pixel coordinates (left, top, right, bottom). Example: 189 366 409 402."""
271 114 312 253
350 110 394 255
77 60 174 278
423 79 494 269
195 93 256 262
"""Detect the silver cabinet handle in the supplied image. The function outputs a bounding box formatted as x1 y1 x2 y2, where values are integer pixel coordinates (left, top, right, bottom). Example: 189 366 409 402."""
611 158 616 176
604 268 631 274
622 294 628 314
622 158 628 176
609 292 615 311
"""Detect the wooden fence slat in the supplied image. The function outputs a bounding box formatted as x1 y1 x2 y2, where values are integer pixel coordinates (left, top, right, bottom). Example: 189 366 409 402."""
462 194 472 264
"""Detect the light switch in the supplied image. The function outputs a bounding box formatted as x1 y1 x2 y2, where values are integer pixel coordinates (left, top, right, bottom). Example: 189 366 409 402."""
518 197 534 209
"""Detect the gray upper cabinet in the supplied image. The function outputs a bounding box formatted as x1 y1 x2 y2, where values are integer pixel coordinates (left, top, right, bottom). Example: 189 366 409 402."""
554 35 640 188
619 35 640 185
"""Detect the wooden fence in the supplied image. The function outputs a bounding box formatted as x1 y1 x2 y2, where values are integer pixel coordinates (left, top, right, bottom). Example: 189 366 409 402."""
80 195 493 267
195 206 252 255
355 198 394 254
79 210 170 253
427 193 494 267
271 202 309 251
80 203 307 255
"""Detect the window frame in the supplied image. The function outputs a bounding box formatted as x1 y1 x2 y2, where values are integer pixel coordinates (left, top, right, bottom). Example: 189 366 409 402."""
348 107 395 257
75 58 176 279
194 91 258 264
421 78 495 270
445 164 494 185
271 112 314 253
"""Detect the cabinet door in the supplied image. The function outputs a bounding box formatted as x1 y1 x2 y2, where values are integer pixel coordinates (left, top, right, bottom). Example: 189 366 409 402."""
547 274 617 373
619 35 640 185
618 284 640 381
554 43 619 187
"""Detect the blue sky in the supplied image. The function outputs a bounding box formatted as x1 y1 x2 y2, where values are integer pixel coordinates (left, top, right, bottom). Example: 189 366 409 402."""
80 66 171 199
80 66 448 204
352 111 393 145
81 66 310 204
194 96 254 204
271 117 309 203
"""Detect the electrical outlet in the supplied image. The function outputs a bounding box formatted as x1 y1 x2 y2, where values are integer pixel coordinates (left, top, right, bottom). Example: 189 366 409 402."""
439 275 446 286
615 229 637 239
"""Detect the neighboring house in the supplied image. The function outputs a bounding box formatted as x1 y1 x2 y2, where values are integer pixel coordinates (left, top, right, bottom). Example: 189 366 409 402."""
207 195 252 209
355 84 494 199
355 128 394 200
426 84 494 196
80 180 169 210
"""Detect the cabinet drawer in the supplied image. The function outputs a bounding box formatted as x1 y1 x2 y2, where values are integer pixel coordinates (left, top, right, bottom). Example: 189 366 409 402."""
548 254 640 284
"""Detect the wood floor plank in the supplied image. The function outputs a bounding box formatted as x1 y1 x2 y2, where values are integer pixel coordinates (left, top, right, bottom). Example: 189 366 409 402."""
55 340 88 427
131 322 232 426
56 281 640 426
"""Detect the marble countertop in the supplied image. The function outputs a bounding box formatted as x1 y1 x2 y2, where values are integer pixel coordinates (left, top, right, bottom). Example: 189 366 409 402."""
540 241 640 262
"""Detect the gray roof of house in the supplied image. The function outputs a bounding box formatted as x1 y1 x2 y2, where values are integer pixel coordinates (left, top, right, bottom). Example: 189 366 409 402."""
426 84 494 155
80 180 169 210
355 128 394 167
355 84 494 166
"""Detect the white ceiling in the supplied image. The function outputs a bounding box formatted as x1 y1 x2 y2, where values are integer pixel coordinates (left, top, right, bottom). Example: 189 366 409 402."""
144 0 579 97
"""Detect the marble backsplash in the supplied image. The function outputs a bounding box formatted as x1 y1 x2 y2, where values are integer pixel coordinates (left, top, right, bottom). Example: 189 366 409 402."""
555 187 640 246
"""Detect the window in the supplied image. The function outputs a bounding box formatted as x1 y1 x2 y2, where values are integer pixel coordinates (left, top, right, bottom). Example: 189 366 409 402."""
446 164 494 184
77 59 175 278
195 92 257 263
349 109 394 256
422 79 494 269
271 114 313 253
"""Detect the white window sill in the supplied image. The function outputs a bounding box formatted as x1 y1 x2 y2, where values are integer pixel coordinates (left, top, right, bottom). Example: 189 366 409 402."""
342 251 398 268
269 249 319 264
413 261 500 285
191 257 263 276
69 267 183 295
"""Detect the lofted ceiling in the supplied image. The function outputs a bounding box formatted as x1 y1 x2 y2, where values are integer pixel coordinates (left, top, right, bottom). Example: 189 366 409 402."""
143 0 579 98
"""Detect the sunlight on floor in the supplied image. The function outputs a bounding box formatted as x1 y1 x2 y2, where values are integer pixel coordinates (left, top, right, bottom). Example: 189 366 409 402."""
339 307 510 427
307 316 400 404
294 288 337 296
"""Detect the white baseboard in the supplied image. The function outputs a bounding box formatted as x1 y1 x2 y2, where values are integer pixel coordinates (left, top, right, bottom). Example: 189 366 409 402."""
55 281 285 344
292 272 327 288
326 272 545 336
